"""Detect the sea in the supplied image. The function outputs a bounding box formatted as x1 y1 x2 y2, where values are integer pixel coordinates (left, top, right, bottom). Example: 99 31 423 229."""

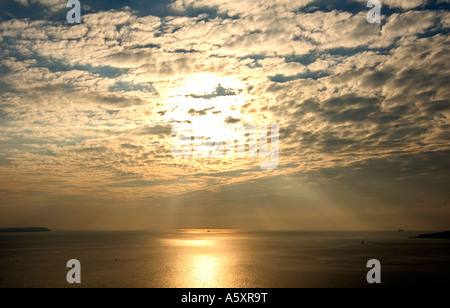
0 230 449 288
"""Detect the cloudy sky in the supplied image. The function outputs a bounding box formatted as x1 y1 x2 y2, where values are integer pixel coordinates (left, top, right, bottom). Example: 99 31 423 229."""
0 0 449 230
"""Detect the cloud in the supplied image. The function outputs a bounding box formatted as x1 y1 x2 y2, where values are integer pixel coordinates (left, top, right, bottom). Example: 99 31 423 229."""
382 10 439 39
107 179 174 188
382 0 428 9
0 0 449 229
225 116 241 124
188 107 215 116
14 0 66 11
186 85 239 99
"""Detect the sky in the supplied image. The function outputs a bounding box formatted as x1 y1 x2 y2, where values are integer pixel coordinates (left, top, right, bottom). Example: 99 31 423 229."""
0 0 449 231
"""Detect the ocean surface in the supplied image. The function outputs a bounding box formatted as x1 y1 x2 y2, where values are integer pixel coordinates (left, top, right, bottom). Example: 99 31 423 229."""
0 230 449 288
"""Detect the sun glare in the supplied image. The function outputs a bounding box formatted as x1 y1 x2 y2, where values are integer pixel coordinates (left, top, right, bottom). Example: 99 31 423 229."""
165 239 213 247
164 74 251 142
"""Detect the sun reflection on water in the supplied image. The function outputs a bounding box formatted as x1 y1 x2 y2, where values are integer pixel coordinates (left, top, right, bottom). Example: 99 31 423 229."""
163 232 238 288
165 239 213 247
184 254 225 288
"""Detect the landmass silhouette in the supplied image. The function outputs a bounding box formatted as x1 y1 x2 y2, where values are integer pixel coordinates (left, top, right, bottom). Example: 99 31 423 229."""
410 231 450 240
0 227 51 233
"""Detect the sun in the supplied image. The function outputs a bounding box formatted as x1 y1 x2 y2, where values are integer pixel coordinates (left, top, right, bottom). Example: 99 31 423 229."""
163 74 252 143
162 73 279 166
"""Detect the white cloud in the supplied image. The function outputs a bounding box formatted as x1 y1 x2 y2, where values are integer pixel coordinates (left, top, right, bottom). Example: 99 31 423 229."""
170 0 315 17
355 0 427 10
382 11 438 39
383 0 427 9
1 2 449 205
14 0 67 11
441 10 450 28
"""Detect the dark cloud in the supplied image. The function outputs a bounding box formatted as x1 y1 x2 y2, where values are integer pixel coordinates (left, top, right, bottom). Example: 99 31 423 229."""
120 143 142 150
360 70 393 88
172 49 199 54
188 107 215 116
93 94 146 107
269 71 330 83
0 81 12 94
320 132 357 153
300 0 449 16
108 82 156 94
73 146 108 153
135 124 172 136
322 98 382 123
292 98 321 116
186 85 239 100
299 0 369 14
393 68 449 94
107 179 174 188
0 0 230 21
425 100 450 113
0 0 66 22
225 116 241 124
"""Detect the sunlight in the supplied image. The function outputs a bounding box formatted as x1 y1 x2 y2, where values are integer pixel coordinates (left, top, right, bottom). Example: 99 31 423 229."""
187 255 221 288
164 73 251 143
168 73 243 98
164 73 279 168
175 253 235 288
165 239 213 247
166 232 238 288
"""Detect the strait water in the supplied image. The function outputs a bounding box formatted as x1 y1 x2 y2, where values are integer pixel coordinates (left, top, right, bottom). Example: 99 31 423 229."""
0 230 449 288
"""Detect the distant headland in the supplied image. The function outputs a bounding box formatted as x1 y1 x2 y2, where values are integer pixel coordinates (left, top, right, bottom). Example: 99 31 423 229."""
410 231 450 240
0 227 52 233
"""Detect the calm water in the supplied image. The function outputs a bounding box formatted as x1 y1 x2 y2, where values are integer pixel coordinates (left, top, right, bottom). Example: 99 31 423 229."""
0 230 449 288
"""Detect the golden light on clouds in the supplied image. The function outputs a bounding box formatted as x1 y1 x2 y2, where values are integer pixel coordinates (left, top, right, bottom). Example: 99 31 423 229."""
0 0 449 230
164 74 250 138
